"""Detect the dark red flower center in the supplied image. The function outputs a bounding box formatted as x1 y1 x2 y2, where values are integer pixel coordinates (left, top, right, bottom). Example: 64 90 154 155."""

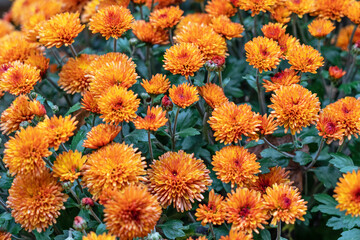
239 206 251 217
281 194 292 209
325 122 336 134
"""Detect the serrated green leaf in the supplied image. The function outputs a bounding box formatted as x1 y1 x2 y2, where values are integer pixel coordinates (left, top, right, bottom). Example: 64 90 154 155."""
293 151 313 165
0 212 12 221
0 172 13 189
176 128 200 137
339 229 360 240
158 220 186 239
314 194 338 206
329 153 356 173
310 166 341 188
96 223 107 235
260 229 271 240
65 103 82 116
70 129 86 152
33 227 53 240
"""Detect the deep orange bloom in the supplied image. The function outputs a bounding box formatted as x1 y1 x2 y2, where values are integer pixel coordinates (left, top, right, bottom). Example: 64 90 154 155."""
208 102 261 144
314 0 350 21
336 25 360 51
81 91 101 114
271 4 292 24
141 74 170 95
82 143 146 199
205 0 237 17
345 1 360 25
329 66 346 80
210 16 244 40
24 52 50 77
104 185 162 240
89 5 134 40
169 82 199 108
0 19 14 38
262 69 300 92
53 150 87 183
7 170 68 232
198 83 228 109
175 13 212 34
81 0 100 23
224 188 267 233
219 230 253 240
249 167 291 194
131 20 169 45
3 126 51 176
39 12 85 48
147 150 212 212
149 6 183 29
269 84 320 134
316 110 345 144
83 124 121 149
263 184 307 225
286 0 315 18
287 44 324 73
277 33 300 56
237 0 277 16
212 145 260 188
83 232 116 240
195 189 226 226
334 170 360 217
133 106 168 131
245 36 282 73
0 231 11 240
248 114 278 141
308 18 335 38
261 23 286 41
163 43 205 79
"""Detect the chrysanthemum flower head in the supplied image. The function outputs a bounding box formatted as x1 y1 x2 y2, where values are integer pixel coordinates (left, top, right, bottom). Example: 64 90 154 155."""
308 18 335 38
0 19 14 38
198 83 228 109
141 74 170 95
245 36 282 73
4 126 51 176
164 43 205 79
345 1 360 25
262 69 300 92
286 0 315 18
39 12 85 48
287 44 324 73
249 166 291 194
269 84 320 134
219 229 253 240
270 3 292 24
99 0 131 8
147 150 212 212
248 114 278 141
82 143 146 199
104 185 162 240
149 6 183 29
53 150 87 183
131 20 169 45
336 25 360 51
205 0 237 17
133 106 168 131
237 0 278 16
224 188 268 233
81 0 100 23
7 169 68 232
314 0 350 21
168 82 199 108
175 13 212 35
210 16 244 40
329 66 346 80
316 110 345 144
83 232 117 240
97 85 140 124
195 189 226 226
261 22 286 41
277 33 300 56
208 102 261 144
0 230 11 240
263 183 307 225
89 5 134 40
24 52 50 77
83 124 121 149
82 91 101 114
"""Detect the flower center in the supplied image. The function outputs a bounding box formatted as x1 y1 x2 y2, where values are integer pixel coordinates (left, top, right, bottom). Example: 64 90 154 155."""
239 206 250 217
325 122 336 134
281 194 292 209
353 188 360 202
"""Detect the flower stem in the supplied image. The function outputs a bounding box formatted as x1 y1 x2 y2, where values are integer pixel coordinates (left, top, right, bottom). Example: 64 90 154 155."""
276 221 282 240
291 14 298 39
263 137 295 158
348 24 358 53
69 45 78 58
305 138 325 170
0 197 10 213
76 178 84 193
50 48 63 66
171 107 180 151
61 143 69 152
218 71 223 89
146 45 152 79
187 211 196 223
209 223 216 240
69 188 81 204
169 28 174 45
113 38 117 52
139 6 144 19
89 208 103 224
253 14 257 37
256 69 266 114
148 131 154 160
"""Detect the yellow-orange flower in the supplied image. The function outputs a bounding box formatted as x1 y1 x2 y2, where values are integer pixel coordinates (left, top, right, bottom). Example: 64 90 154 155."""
219 229 253 240
147 150 212 212
245 36 282 73
345 1 360 25
131 20 169 45
7 169 68 232
89 5 134 40
141 74 170 95
0 61 41 95
104 185 162 240
175 13 212 35
334 170 360 217
212 146 260 188
149 6 183 29
133 106 168 131
168 82 199 108
82 91 101 114
37 115 78 150
59 54 98 94
3 126 51 176
286 0 315 18
263 184 307 225
269 84 320 134
24 52 50 77
210 16 244 40
83 232 116 240
82 143 146 199
308 18 335 38
195 189 226 226
198 83 228 109
224 188 267 233
39 12 85 48
316 110 345 144
97 85 140 124
0 231 11 240
237 0 278 16
83 124 121 149
249 166 291 194
271 4 292 24
208 102 261 144
164 43 205 79
205 0 237 17
248 114 278 141
277 33 300 56
53 150 87 183
336 25 360 51
0 20 14 38
314 0 350 21
287 44 324 73
262 69 300 92
81 0 100 23
261 22 286 41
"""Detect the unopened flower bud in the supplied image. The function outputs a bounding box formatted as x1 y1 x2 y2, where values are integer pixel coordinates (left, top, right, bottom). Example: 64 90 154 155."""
145 232 162 240
51 105 59 113
62 181 73 191
129 38 139 46
351 40 360 55
30 92 37 99
205 56 226 72
329 66 346 85
162 95 173 111
81 197 94 209
73 216 87 231
19 121 30 128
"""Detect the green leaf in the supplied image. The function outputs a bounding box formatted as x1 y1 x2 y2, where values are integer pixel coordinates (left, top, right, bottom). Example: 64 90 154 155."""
0 212 12 221
314 194 338 206
158 220 186 239
277 143 295 152
243 74 257 91
329 153 356 172
176 128 200 138
339 229 360 240
0 172 13 189
293 151 313 165
327 215 360 230
33 227 53 240
96 223 107 235
260 229 271 240
245 140 264 149
312 194 342 216
70 129 86 152
65 103 82 116
310 166 341 188
54 230 82 240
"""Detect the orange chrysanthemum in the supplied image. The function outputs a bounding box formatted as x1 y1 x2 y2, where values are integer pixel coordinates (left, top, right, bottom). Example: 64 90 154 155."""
287 44 324 73
269 84 320 134
219 229 253 240
336 25 360 51
59 54 98 94
0 19 14 38
198 83 228 109
271 4 292 24
82 143 146 199
37 115 78 150
97 85 140 124
0 61 41 95
314 0 350 21
0 231 11 240
39 12 85 48
345 1 360 25
131 20 169 45
7 170 67 232
248 114 278 141
329 66 346 80
82 91 101 114
133 106 168 131
237 0 278 16
261 22 286 41
205 0 237 17
286 0 315 18
89 6 134 40
149 6 183 29
141 74 170 95
334 170 360 217
210 16 244 40
83 232 116 240
24 52 50 77
163 43 205 79
1 95 46 134
262 69 300 92
52 150 87 183
263 184 307 225
316 110 345 144
212 146 260 188
245 37 282 73
3 126 51 176
104 185 162 240
224 188 267 233
208 102 261 144
83 124 121 149
99 0 131 8
175 23 227 61
195 189 226 226
168 82 199 108
249 167 291 194
175 13 212 34
308 18 335 38
81 0 100 23
277 33 300 56
147 150 212 212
